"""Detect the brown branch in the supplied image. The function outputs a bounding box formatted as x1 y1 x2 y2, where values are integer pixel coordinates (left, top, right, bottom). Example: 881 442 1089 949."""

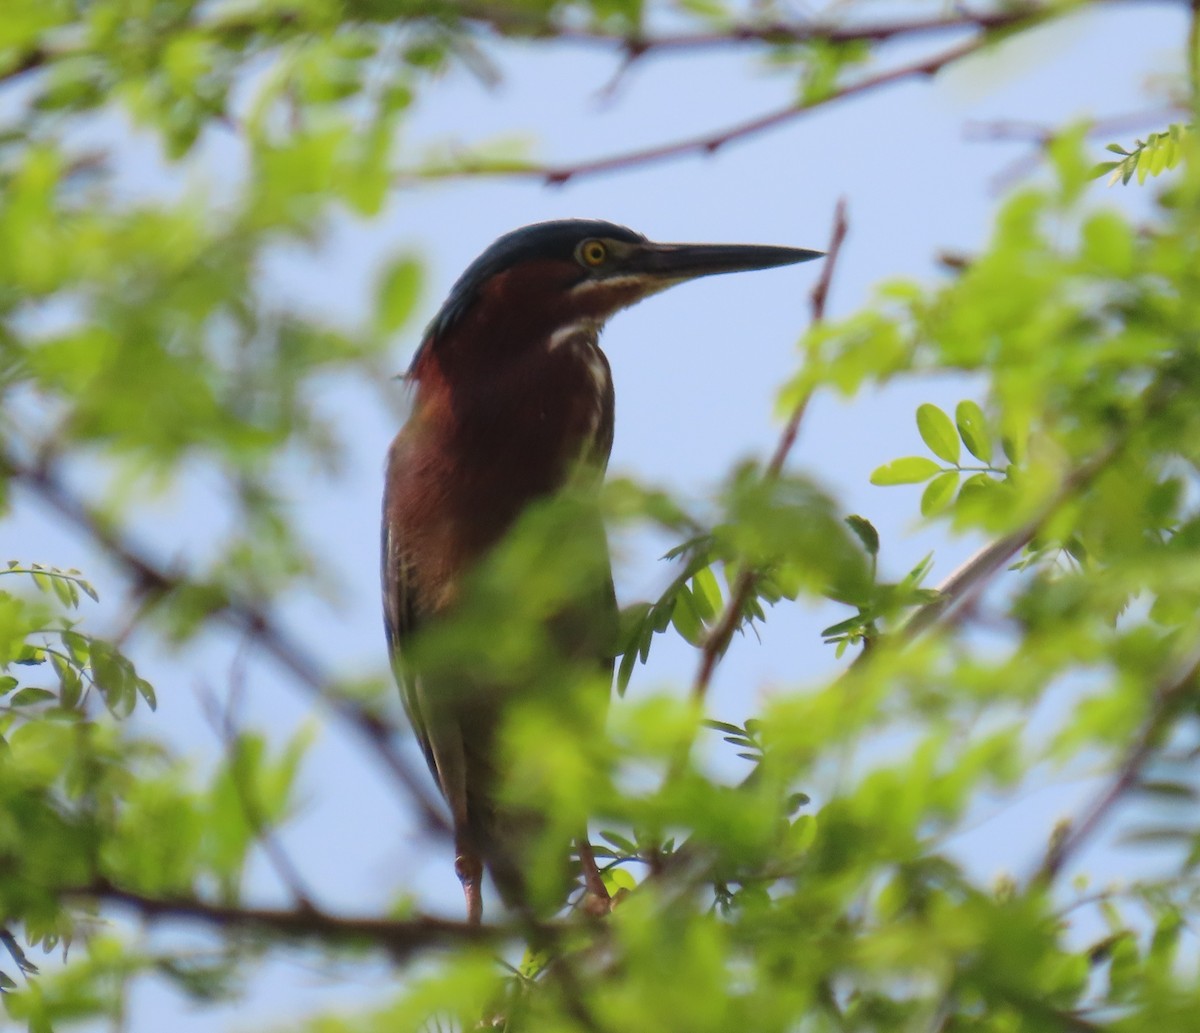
69 879 511 959
690 199 850 705
400 28 1027 187
0 2 1046 95
515 7 1049 54
887 443 1119 652
1031 640 1200 886
196 672 319 912
1190 0 1200 105
0 46 51 87
0 447 452 838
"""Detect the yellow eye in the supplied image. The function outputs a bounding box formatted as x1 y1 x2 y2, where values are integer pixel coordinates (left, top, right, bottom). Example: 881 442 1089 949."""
579 240 607 267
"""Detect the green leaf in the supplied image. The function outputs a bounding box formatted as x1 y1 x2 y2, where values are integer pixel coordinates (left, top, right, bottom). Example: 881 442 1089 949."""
954 400 992 463
844 515 879 556
690 567 722 621
615 651 634 694
869 457 942 485
375 257 422 334
599 830 638 854
670 585 705 646
920 471 959 516
916 404 960 464
10 687 55 706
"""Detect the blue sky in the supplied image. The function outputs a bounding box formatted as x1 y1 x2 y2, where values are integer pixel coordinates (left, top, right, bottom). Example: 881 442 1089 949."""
3 4 1187 1028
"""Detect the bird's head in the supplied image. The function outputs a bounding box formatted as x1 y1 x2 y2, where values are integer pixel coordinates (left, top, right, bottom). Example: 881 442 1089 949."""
411 219 823 372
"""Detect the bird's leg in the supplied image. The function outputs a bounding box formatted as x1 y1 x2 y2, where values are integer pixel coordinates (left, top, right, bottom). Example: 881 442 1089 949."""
576 836 613 917
455 847 484 925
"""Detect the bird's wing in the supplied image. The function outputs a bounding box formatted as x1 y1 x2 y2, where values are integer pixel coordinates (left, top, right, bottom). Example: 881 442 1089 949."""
382 488 480 866
380 474 442 782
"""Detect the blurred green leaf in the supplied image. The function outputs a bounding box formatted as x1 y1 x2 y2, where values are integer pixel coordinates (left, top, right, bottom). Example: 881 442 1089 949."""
921 470 959 516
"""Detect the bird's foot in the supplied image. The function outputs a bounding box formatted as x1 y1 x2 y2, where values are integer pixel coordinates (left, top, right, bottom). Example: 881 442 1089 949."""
576 836 619 917
455 851 484 925
580 886 617 917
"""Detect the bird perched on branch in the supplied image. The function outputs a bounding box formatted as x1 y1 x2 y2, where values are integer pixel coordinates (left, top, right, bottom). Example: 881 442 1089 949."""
382 219 822 923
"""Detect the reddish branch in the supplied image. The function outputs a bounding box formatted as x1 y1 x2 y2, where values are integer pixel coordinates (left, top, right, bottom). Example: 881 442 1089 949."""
70 879 510 958
196 676 319 911
1032 643 1200 885
407 31 1007 186
0 2 1065 92
891 443 1121 650
492 7 1053 54
690 199 849 704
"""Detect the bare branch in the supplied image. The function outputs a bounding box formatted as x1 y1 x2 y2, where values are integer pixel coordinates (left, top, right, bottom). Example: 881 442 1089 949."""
965 107 1181 145
399 29 1022 186
0 46 51 87
1031 640 1200 886
68 879 513 959
889 443 1119 650
691 199 850 705
196 673 319 912
542 8 1048 55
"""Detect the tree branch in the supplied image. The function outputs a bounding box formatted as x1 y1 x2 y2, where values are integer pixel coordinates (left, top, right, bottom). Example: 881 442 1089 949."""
196 672 319 912
888 443 1119 651
691 199 850 705
1031 641 1200 886
0 46 51 87
0 447 452 839
497 7 1054 55
400 28 1029 186
69 879 511 959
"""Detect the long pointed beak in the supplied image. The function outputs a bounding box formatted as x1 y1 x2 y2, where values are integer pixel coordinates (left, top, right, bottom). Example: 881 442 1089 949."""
628 241 824 282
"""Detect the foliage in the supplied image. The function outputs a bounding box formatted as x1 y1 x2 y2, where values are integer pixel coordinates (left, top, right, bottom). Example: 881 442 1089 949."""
1 1 1199 1032
1095 124 1191 186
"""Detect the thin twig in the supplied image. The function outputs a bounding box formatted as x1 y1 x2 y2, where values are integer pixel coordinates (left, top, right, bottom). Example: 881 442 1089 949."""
196 668 319 912
964 107 1183 145
399 31 1015 187
691 199 850 705
495 7 1055 54
1190 0 1200 104
886 443 1119 652
0 46 51 87
1031 640 1200 886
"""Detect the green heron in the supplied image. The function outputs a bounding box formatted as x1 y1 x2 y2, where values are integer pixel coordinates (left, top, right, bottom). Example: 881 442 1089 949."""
382 219 822 923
